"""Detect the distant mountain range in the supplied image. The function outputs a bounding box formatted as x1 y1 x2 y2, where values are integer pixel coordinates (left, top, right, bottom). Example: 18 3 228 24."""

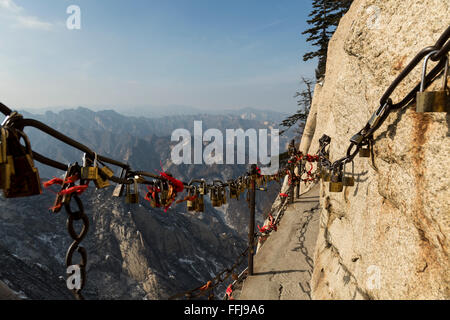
21 105 291 123
0 106 296 299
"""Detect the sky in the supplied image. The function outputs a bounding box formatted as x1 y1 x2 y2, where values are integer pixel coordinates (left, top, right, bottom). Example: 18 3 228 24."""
0 0 317 114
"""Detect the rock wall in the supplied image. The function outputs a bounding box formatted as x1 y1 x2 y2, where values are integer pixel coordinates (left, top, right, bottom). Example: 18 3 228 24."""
304 0 449 299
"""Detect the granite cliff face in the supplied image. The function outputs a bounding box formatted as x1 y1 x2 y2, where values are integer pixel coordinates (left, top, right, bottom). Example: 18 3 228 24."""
301 0 449 299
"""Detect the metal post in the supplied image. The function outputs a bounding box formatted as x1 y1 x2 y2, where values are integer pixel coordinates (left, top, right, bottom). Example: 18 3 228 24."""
288 139 295 204
289 162 294 204
248 165 256 276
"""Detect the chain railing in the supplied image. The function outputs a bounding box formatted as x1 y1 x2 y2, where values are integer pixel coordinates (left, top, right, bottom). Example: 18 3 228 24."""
0 25 448 300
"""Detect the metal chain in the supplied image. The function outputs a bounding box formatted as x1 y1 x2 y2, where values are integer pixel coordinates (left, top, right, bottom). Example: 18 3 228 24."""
64 193 89 300
0 25 448 301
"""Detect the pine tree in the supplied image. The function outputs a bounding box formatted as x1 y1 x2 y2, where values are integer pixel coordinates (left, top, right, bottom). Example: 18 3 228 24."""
302 0 353 80
280 1 353 136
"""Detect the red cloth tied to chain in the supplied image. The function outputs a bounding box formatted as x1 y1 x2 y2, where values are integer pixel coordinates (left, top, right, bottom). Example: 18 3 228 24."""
226 285 234 300
145 185 161 207
268 213 277 232
43 177 64 188
154 170 184 212
43 174 80 188
43 175 88 195
44 174 88 211
258 213 277 234
158 171 184 193
175 195 197 204
58 185 89 196
279 193 289 198
304 154 319 162
199 280 212 291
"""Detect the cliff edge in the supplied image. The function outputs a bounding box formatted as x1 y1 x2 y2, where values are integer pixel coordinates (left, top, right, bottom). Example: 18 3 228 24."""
303 0 449 299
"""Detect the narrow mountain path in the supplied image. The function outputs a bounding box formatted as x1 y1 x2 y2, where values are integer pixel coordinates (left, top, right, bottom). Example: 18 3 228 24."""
237 184 320 300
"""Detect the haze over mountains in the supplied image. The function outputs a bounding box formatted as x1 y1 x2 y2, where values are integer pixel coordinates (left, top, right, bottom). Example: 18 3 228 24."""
0 106 295 299
21 105 290 122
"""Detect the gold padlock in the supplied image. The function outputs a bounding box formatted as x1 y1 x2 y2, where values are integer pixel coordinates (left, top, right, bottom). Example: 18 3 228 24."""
210 187 221 207
321 168 331 182
255 176 263 188
229 185 237 199
221 187 227 205
259 176 268 191
126 178 139 204
0 127 6 163
359 145 371 158
416 51 449 113
112 167 128 197
195 192 205 212
159 180 171 207
329 170 343 193
148 182 160 208
342 161 355 187
0 128 14 190
81 153 99 180
94 165 113 189
3 129 41 198
0 156 14 191
187 186 195 211
198 180 206 195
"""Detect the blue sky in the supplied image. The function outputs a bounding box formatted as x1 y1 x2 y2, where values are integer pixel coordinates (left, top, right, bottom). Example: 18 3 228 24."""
0 0 316 113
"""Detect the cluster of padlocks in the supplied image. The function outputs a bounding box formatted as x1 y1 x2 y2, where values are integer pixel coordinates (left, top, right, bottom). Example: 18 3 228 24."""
140 171 283 213
0 124 42 198
318 51 449 194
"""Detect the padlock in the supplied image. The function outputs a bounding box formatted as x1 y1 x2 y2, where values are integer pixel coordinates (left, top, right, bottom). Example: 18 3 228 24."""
255 175 263 189
0 156 14 191
126 178 139 204
359 148 370 158
81 153 99 181
259 176 268 191
329 170 343 193
416 51 449 112
195 190 204 212
0 127 6 163
321 168 331 182
0 128 14 190
159 180 171 207
187 187 195 211
210 187 220 207
94 165 113 189
112 167 128 197
221 187 227 205
3 129 42 198
148 182 160 208
198 180 206 195
229 181 237 199
342 161 355 187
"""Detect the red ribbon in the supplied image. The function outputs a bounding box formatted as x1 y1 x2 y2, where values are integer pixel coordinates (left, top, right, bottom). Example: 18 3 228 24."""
226 285 234 300
199 280 212 291
43 177 64 188
159 171 184 193
59 185 89 196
